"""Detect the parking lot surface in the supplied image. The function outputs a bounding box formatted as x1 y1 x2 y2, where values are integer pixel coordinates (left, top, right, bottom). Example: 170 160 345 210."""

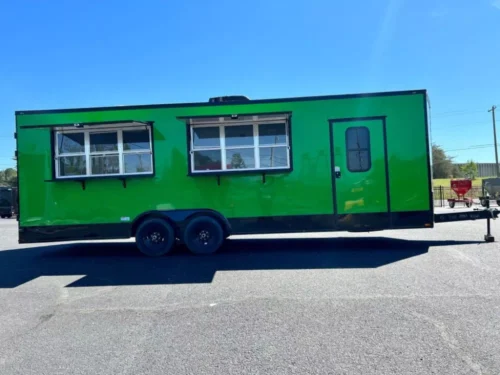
1 215 499 375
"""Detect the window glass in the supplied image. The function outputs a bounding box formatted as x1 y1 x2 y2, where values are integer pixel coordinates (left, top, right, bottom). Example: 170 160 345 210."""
189 116 291 173
193 127 220 149
346 126 371 172
55 125 155 178
58 133 84 154
347 150 371 172
225 125 254 147
226 148 255 169
259 147 288 168
123 130 150 151
258 123 286 145
346 127 369 150
91 155 120 175
124 154 153 173
193 150 222 171
90 132 118 153
0 190 11 207
59 156 86 176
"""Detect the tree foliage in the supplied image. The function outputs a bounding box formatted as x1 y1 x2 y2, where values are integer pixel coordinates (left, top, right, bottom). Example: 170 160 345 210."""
432 144 455 178
0 168 17 187
451 164 463 178
230 153 246 169
460 160 478 180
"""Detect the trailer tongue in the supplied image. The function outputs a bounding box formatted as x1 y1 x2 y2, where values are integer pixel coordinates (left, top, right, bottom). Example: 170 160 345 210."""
440 178 500 242
434 206 499 242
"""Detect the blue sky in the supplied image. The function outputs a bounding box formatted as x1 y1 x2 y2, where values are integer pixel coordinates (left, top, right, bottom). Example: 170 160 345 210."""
1 0 499 169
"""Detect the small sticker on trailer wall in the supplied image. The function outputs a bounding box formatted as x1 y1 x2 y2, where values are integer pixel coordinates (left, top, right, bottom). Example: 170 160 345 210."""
120 217 130 222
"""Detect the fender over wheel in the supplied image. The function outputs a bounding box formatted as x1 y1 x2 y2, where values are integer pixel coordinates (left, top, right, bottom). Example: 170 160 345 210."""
135 218 176 257
183 216 224 255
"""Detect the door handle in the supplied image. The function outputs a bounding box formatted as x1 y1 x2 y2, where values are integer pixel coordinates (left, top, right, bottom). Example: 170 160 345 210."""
335 166 341 179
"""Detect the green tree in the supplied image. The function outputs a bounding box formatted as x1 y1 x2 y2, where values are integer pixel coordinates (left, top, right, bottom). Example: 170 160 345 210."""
451 164 463 178
460 160 478 179
432 144 454 178
0 168 17 187
230 153 246 169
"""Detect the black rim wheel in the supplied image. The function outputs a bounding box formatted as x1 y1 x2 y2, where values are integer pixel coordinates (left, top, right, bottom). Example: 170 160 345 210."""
136 219 175 256
193 226 215 247
184 216 224 255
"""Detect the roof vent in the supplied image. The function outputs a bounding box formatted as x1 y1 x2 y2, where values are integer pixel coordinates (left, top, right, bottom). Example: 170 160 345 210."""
208 95 250 103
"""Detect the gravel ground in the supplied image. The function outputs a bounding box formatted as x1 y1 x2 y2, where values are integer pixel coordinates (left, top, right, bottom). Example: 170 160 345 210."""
0 213 499 375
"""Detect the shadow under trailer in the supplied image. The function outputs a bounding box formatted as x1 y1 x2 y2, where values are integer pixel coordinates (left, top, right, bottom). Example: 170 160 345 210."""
14 90 499 256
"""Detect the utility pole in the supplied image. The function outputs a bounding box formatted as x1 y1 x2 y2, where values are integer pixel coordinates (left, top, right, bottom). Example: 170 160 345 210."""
489 105 499 177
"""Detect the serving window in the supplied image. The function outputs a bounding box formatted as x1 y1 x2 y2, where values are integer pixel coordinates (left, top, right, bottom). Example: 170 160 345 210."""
187 113 291 174
54 122 153 179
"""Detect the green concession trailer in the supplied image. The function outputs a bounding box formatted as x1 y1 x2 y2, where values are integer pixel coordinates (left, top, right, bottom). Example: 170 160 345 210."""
14 89 498 256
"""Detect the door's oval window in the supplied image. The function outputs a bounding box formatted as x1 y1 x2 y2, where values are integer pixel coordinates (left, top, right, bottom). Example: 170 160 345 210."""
345 127 371 172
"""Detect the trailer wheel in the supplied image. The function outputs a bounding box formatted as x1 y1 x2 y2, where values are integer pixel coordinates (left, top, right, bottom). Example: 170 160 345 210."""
135 218 175 257
465 201 472 208
496 200 500 207
480 199 487 207
448 201 455 208
183 216 224 255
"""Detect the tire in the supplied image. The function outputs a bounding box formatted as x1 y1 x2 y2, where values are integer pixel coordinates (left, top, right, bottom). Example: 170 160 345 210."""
183 216 224 255
135 218 176 257
448 201 455 208
465 201 472 208
497 200 500 207
480 199 487 207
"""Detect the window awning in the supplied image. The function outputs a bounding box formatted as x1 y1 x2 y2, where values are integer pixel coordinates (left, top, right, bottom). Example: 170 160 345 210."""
20 120 153 130
177 112 291 126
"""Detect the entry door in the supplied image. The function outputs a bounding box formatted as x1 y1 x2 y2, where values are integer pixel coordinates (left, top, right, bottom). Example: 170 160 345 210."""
330 118 389 215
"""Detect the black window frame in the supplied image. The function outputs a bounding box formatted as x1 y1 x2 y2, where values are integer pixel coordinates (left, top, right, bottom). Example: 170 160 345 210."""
345 126 371 173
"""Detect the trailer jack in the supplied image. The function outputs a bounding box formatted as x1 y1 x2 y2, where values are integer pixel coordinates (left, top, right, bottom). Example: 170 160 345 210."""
434 204 499 242
483 198 496 242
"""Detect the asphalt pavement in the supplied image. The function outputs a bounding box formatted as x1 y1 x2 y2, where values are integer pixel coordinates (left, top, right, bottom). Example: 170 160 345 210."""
0 212 499 375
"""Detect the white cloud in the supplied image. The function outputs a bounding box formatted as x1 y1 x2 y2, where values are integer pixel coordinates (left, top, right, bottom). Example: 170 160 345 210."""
493 0 500 10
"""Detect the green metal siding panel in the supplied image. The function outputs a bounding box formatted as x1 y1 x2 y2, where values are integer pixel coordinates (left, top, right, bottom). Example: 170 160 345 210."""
16 92 430 227
384 96 430 212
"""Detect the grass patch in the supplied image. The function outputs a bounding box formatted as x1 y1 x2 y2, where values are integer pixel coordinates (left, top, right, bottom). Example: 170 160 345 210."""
432 177 496 188
433 178 479 188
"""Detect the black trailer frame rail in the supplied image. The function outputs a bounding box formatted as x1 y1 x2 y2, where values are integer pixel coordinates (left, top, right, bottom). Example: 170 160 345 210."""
434 208 499 242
